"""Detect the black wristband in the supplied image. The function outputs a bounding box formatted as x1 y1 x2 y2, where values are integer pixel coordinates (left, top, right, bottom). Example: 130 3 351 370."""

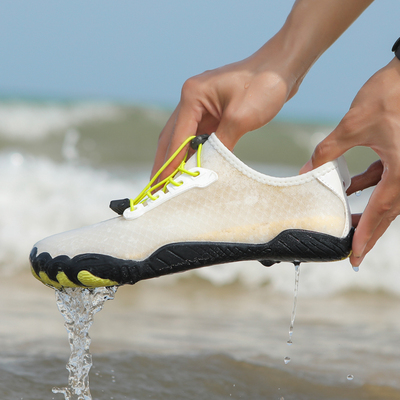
392 37 400 60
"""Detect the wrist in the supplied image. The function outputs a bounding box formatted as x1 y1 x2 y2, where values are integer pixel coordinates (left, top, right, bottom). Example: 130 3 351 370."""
251 0 374 97
249 29 320 101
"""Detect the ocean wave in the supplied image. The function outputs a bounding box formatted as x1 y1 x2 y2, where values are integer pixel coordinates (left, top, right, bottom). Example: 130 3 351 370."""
0 102 121 140
0 151 146 276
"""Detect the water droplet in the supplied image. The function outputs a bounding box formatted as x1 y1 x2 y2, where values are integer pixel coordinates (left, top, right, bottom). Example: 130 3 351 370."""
284 357 291 364
287 339 292 345
355 191 361 197
352 266 359 272
347 374 354 381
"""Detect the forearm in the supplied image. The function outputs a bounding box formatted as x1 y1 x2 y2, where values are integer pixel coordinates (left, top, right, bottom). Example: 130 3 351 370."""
251 0 374 94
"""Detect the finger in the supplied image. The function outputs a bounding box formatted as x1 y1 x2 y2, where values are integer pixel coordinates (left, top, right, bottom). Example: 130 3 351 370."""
156 102 201 182
215 102 269 152
150 106 181 178
300 118 362 172
346 160 383 195
299 159 313 174
350 216 392 267
350 167 399 258
215 116 242 152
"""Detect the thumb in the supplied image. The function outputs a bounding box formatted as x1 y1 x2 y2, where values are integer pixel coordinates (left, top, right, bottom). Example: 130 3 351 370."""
300 123 355 173
214 112 248 152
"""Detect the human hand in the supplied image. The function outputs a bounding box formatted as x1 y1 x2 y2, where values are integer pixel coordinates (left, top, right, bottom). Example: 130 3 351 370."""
150 46 299 181
151 0 373 182
300 57 400 267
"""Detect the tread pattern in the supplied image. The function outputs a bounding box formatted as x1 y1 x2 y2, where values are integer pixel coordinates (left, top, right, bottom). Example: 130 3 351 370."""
30 228 354 288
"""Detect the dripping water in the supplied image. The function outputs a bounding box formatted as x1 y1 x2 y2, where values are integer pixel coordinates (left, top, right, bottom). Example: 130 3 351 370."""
52 286 118 400
285 262 300 364
287 262 300 345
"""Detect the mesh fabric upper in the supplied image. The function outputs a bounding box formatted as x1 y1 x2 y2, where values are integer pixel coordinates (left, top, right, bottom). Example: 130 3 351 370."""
35 134 348 260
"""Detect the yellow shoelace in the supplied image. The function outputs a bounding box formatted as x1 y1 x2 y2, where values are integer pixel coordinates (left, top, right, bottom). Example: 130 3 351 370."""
129 136 204 211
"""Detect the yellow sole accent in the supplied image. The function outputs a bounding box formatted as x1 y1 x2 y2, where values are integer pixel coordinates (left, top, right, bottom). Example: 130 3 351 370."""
31 266 42 282
56 272 82 288
39 271 62 289
77 270 119 287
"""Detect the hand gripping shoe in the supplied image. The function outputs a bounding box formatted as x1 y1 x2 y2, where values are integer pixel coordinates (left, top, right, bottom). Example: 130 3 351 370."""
30 133 353 289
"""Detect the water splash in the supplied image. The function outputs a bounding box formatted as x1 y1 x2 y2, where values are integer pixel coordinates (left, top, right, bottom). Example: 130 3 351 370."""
52 286 118 400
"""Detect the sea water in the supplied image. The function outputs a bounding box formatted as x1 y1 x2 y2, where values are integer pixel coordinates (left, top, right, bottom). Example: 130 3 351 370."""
1 100 400 399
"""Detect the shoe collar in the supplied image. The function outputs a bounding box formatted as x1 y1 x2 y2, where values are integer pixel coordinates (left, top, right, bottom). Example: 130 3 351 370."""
185 133 350 189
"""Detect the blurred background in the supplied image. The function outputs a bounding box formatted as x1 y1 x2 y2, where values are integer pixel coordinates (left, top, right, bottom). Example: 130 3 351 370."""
1 1 400 399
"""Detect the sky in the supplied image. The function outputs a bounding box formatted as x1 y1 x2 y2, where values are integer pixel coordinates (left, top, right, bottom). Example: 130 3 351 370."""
0 0 398 122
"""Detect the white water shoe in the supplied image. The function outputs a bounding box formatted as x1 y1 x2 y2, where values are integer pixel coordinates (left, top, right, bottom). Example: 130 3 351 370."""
30 133 353 288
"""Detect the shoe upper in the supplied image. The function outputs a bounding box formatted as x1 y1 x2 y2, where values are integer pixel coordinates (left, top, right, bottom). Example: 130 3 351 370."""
33 133 351 262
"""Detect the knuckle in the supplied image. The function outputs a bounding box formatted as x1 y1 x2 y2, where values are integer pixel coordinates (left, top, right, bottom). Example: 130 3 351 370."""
385 204 400 222
375 200 393 215
338 113 356 135
386 213 398 223
181 76 202 99
312 140 332 162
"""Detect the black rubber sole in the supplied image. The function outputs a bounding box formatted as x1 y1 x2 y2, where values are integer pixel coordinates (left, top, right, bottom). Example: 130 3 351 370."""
30 228 354 288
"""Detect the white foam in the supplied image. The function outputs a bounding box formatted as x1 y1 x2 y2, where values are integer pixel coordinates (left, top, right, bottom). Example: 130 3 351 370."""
0 102 121 140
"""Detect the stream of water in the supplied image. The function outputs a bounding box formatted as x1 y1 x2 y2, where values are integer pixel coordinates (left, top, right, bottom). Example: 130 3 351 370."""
52 286 118 400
